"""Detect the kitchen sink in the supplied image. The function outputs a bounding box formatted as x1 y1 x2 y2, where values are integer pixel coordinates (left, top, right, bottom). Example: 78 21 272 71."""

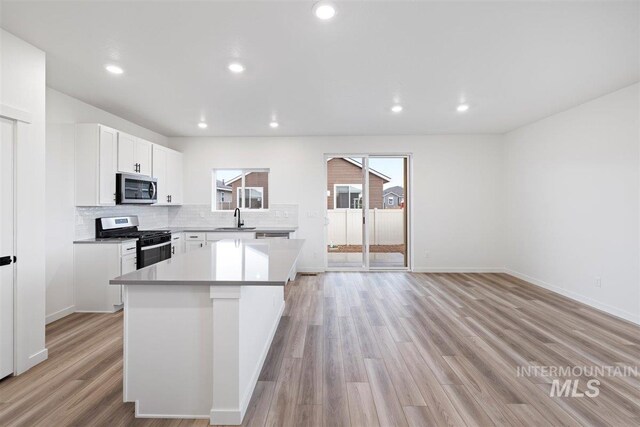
214 227 256 231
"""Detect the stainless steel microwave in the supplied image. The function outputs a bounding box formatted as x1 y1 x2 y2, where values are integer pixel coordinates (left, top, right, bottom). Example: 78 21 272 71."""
116 173 157 204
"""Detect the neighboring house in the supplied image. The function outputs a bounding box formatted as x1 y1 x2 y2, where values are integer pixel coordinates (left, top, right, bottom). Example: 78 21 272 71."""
226 171 269 209
215 180 233 210
383 186 404 209
327 158 390 209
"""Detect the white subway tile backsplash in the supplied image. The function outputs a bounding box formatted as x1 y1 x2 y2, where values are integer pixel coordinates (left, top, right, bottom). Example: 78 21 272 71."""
75 204 298 239
75 206 170 239
167 204 298 228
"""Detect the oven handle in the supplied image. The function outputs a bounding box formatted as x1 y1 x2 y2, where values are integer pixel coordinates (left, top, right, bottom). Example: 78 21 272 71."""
140 241 171 251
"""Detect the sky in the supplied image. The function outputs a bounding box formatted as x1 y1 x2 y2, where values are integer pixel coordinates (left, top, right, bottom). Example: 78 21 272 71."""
368 157 405 189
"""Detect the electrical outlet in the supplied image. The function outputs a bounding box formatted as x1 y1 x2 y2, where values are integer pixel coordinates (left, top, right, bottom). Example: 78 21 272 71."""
595 277 602 288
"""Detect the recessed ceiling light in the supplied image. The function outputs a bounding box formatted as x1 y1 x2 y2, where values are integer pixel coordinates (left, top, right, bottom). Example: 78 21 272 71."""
457 103 470 112
269 121 279 129
313 2 336 20
228 62 245 73
105 64 124 75
391 105 403 113
198 122 208 129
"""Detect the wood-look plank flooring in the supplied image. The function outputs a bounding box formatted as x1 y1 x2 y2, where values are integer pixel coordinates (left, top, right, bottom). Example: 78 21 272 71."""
1 272 640 426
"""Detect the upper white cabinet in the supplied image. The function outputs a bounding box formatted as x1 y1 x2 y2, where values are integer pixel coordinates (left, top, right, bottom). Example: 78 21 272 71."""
75 124 118 206
118 133 152 176
152 145 183 205
75 124 182 207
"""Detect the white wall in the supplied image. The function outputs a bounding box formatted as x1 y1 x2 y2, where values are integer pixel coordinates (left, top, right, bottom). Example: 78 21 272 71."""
45 88 170 323
0 30 47 373
169 135 506 272
505 83 640 324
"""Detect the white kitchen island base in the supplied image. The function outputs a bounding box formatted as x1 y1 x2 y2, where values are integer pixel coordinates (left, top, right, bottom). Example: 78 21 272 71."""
123 283 284 424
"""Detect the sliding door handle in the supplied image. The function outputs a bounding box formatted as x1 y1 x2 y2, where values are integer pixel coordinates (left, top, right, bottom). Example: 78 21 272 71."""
0 256 12 267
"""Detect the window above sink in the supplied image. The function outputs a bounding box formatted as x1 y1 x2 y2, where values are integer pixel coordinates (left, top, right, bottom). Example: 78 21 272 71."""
212 168 270 211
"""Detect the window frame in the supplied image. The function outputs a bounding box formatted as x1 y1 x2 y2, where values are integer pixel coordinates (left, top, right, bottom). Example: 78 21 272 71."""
237 186 264 209
212 168 270 211
334 183 363 210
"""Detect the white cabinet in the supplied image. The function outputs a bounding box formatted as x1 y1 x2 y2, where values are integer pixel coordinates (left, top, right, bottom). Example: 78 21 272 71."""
152 145 183 205
185 233 206 252
167 150 184 204
74 241 138 312
75 124 118 206
75 124 183 207
118 133 152 176
171 233 185 256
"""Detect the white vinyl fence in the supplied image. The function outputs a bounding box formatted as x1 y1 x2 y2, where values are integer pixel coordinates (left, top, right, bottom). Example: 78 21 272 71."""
327 209 405 246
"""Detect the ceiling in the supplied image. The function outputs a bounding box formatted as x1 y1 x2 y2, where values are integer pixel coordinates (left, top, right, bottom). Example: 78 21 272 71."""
1 1 638 137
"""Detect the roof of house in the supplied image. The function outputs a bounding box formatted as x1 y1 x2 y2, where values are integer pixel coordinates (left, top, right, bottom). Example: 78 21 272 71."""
383 186 404 197
327 157 391 182
216 179 232 192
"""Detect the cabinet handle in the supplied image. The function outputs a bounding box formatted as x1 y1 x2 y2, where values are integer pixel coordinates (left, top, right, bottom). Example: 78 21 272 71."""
200 243 203 247
172 246 175 255
169 195 172 203
126 247 136 251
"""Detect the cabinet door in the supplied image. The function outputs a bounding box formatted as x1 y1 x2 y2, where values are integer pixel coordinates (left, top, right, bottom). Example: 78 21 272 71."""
121 254 138 275
117 132 137 174
185 241 205 253
98 126 117 205
136 139 153 176
152 145 169 204
167 150 183 204
119 254 138 306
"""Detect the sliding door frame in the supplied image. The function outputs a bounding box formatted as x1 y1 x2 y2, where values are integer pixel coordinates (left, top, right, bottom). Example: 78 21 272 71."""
324 153 412 272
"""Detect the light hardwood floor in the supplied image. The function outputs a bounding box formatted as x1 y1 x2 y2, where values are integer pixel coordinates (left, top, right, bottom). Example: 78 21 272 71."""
1 272 639 426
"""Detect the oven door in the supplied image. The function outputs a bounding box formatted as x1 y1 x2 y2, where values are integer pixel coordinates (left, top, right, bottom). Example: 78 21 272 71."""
117 173 157 204
138 241 172 269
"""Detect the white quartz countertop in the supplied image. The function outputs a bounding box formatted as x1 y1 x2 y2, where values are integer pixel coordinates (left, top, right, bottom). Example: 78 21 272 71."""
110 238 305 286
162 226 297 233
74 237 138 244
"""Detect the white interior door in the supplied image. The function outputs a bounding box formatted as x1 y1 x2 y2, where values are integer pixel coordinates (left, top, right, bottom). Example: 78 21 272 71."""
0 117 15 379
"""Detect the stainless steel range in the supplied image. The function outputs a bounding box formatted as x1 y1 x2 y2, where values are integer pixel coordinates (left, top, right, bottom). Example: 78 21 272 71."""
95 216 171 269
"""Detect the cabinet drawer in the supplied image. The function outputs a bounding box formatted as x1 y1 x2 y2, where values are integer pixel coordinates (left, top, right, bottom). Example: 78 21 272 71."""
121 241 138 256
185 232 205 241
206 232 255 241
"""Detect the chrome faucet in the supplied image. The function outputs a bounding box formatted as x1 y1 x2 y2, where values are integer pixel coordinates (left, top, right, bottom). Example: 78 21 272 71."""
233 208 244 228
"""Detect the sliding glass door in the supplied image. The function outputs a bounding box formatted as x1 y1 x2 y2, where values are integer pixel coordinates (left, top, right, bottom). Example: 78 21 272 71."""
326 156 366 268
326 154 410 270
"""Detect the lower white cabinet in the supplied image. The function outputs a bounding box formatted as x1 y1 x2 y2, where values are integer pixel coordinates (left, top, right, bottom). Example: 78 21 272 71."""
74 241 137 312
171 233 185 256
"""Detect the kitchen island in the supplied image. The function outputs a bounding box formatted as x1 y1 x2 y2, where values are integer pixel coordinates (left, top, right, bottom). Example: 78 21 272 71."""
109 238 304 425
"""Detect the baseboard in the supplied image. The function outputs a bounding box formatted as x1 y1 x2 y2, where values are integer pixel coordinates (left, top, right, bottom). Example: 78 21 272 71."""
135 401 209 420
46 305 75 324
412 267 505 273
15 348 48 375
210 300 285 426
297 267 326 274
504 269 640 326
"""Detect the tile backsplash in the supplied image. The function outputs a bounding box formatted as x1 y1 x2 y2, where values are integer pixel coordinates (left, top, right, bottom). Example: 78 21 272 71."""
75 206 170 239
75 204 298 239
168 204 299 228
